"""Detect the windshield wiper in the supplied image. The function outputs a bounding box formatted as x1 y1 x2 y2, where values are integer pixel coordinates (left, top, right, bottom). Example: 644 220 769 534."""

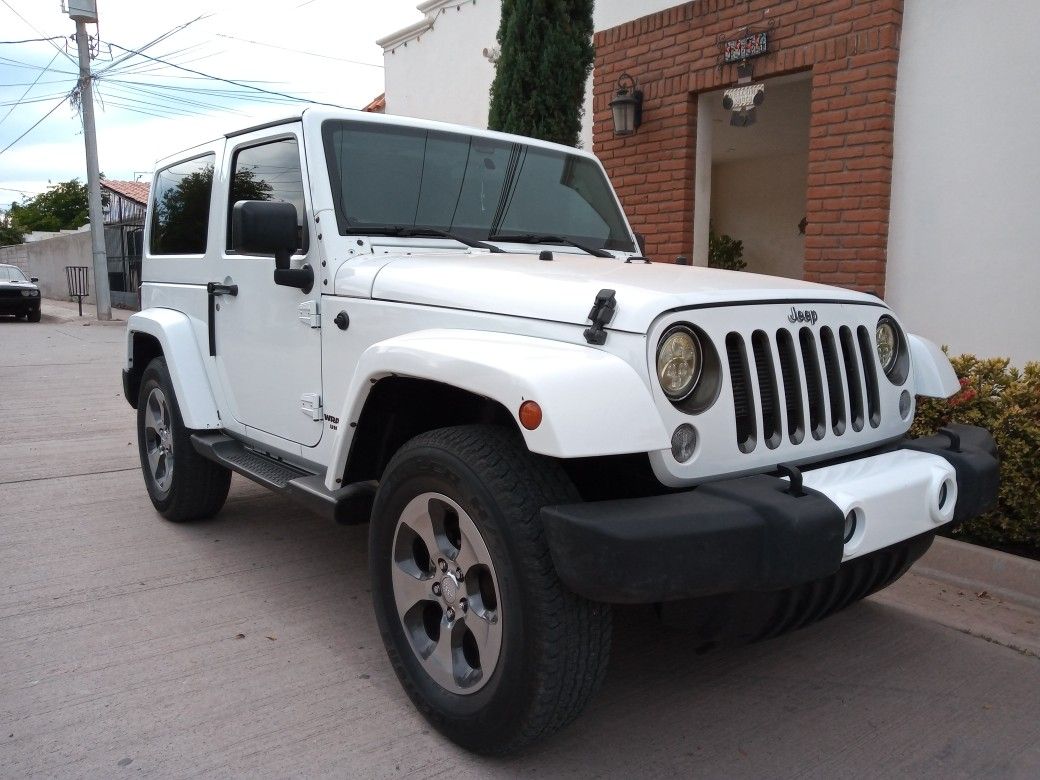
486 232 613 258
344 224 503 253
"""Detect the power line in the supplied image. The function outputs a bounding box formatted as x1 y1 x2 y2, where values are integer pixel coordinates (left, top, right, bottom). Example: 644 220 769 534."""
215 33 383 69
0 0 75 62
0 95 68 157
0 50 60 126
104 41 347 109
0 36 67 45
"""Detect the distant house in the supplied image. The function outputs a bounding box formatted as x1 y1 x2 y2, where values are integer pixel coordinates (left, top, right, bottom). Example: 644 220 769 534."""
101 179 149 308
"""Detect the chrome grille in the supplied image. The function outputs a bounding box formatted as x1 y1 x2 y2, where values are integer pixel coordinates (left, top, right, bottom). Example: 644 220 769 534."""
725 324 882 454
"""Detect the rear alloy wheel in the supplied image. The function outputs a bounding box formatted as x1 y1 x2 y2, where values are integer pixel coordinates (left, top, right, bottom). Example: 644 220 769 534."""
370 425 611 754
136 357 231 521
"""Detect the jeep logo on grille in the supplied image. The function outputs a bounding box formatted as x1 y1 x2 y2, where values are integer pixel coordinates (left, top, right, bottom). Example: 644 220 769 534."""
788 307 819 325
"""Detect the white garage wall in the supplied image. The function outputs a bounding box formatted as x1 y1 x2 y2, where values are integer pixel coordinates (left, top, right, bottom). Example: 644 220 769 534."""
886 0 1040 364
712 153 808 281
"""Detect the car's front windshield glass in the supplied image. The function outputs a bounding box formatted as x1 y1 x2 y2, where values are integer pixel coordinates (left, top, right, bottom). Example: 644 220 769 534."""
0 266 27 281
322 121 634 253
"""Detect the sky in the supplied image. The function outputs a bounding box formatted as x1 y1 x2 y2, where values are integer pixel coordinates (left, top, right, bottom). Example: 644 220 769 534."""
0 0 422 208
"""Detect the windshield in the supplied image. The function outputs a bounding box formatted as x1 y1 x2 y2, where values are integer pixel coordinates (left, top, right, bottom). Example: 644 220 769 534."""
322 121 634 252
0 266 28 282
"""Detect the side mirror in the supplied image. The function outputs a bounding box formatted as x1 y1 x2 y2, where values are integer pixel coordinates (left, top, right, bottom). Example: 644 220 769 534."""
30 276 38 283
231 200 313 293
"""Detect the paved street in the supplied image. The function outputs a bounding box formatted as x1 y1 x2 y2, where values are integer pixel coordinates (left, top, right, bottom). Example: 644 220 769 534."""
2 302 1039 778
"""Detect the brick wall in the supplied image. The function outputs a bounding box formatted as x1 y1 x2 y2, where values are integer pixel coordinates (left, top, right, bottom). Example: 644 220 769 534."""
594 0 903 295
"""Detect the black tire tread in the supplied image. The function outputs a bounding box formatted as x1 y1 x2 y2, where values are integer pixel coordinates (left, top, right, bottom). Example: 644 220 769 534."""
377 424 611 754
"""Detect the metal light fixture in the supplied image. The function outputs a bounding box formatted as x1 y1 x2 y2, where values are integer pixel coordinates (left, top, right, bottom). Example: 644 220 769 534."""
609 73 643 136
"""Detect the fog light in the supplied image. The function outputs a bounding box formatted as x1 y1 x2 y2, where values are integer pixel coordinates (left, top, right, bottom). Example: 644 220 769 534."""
938 480 950 509
671 424 697 463
843 510 858 543
899 390 912 419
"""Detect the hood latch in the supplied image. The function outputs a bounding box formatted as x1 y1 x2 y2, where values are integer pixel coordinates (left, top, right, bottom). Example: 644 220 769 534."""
583 288 616 345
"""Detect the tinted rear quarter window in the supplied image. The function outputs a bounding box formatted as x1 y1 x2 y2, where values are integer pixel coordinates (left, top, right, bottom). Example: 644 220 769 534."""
149 154 215 255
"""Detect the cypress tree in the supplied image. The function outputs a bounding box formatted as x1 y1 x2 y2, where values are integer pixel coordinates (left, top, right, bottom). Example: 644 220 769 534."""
488 0 594 147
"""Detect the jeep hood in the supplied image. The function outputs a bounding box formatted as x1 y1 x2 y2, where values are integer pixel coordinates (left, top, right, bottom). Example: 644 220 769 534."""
367 252 880 334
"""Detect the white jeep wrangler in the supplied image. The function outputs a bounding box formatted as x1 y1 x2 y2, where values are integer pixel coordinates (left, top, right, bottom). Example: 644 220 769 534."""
123 109 998 753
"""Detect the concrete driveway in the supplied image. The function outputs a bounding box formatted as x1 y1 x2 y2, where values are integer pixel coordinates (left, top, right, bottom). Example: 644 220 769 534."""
2 302 1039 778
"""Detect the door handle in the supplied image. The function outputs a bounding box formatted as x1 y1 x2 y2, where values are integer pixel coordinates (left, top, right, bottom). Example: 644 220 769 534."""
206 281 238 356
207 282 238 297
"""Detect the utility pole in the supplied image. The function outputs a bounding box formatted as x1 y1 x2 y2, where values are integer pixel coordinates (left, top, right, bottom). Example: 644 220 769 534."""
68 0 111 321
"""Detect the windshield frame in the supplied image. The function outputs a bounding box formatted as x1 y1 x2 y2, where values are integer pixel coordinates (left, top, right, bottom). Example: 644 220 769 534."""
320 119 636 254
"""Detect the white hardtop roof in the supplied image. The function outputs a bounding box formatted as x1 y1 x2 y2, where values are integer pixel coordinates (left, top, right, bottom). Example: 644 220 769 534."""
153 108 599 170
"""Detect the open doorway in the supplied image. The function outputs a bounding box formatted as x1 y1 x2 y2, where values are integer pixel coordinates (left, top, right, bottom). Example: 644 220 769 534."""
694 73 811 279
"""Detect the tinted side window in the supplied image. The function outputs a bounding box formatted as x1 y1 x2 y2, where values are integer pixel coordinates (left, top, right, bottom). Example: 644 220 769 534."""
227 138 307 252
149 154 215 255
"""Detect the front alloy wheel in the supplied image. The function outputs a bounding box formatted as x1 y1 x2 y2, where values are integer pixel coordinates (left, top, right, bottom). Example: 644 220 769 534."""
370 425 611 755
391 492 503 693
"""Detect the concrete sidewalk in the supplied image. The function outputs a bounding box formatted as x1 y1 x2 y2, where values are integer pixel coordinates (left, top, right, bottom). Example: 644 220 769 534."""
2 304 1038 777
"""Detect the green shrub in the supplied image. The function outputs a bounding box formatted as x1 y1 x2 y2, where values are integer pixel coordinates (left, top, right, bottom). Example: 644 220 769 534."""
708 226 746 271
911 354 1040 552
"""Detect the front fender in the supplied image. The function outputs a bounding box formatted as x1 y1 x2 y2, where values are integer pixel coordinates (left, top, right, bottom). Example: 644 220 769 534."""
127 308 220 429
908 334 959 398
324 329 669 491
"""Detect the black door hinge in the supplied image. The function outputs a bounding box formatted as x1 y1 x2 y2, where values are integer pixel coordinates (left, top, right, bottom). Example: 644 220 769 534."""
583 288 616 345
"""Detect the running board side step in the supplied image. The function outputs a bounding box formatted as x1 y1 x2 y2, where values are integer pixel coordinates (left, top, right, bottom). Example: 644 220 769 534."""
190 432 376 524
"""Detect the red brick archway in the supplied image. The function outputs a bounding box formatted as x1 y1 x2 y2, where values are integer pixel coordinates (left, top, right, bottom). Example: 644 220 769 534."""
593 0 903 295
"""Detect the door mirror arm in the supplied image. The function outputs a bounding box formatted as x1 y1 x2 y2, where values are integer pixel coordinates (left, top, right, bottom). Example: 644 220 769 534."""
274 265 314 293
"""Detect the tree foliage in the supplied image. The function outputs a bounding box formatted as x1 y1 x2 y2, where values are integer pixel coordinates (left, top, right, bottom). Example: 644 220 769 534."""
8 179 89 235
0 212 22 246
488 0 595 147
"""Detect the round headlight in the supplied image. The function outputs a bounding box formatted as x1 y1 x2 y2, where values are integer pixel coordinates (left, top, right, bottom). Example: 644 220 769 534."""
657 326 702 401
20 290 31 297
876 318 898 374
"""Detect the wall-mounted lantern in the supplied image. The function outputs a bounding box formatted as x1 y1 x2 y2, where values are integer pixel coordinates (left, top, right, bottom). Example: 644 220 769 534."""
609 73 643 136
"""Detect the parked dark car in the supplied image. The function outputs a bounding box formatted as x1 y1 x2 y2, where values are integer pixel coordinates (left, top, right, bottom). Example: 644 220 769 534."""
0 264 42 322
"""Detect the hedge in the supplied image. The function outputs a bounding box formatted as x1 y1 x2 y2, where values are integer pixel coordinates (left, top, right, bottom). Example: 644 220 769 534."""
911 354 1040 553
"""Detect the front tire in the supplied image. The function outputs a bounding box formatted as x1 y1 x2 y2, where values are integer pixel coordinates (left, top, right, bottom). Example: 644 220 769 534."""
369 425 611 754
136 357 231 521
26 308 41 323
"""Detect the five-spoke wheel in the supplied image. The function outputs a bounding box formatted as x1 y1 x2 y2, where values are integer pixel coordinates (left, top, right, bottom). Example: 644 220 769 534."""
391 492 503 693
143 387 174 496
369 424 612 754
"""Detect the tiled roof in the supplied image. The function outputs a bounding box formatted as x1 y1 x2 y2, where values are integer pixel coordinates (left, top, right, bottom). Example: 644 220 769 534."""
101 179 150 204
362 93 385 113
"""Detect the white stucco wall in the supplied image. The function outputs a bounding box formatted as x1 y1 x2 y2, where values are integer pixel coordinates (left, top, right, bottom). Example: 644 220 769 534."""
887 0 1040 364
380 0 677 143
380 0 500 129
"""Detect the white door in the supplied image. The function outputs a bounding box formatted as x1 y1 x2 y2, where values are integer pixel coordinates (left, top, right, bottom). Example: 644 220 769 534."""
211 126 323 447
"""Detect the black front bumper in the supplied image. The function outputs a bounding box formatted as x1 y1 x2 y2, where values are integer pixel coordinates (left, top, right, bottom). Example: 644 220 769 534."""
0 297 40 315
541 424 999 604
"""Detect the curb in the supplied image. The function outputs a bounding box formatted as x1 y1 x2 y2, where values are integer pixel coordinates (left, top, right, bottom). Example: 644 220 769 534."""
914 536 1040 610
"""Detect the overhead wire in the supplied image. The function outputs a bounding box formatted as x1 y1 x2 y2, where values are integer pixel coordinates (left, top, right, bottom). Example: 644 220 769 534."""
0 95 69 157
215 34 383 69
0 0 75 62
103 41 346 109
0 50 62 126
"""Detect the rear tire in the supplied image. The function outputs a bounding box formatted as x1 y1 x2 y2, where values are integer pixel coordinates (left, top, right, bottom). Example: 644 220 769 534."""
369 425 611 755
136 357 230 522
